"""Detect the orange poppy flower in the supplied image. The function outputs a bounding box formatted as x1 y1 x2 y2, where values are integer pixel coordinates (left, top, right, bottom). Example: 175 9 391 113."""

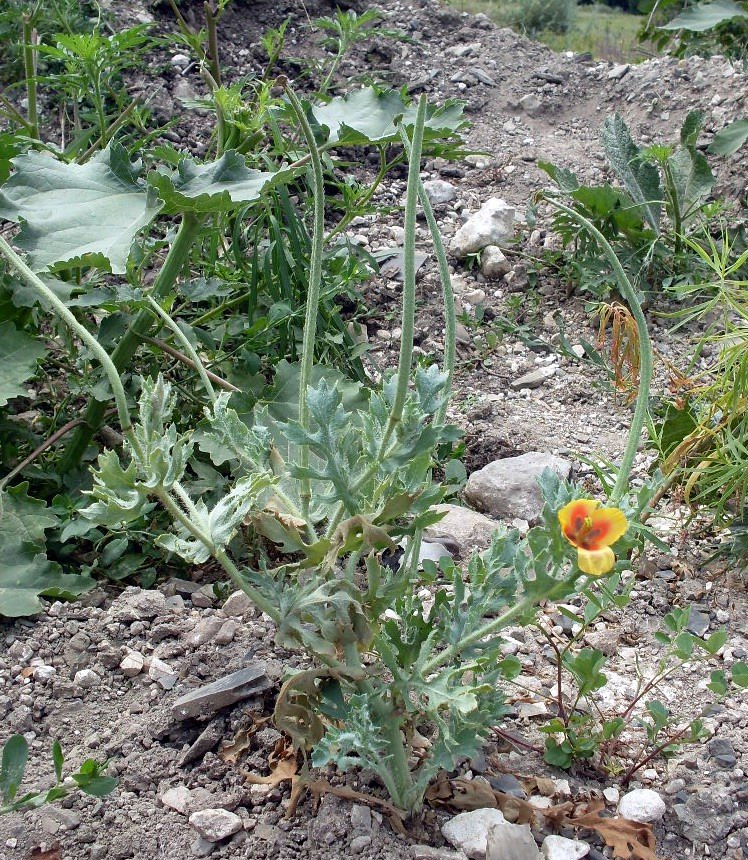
557 499 628 576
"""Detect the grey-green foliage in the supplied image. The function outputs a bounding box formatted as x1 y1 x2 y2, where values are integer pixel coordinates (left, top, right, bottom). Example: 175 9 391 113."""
601 114 664 235
0 320 47 406
0 485 95 617
1 734 116 815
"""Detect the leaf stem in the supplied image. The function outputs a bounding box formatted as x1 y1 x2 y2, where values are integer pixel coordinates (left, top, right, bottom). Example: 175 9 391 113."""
145 295 216 403
59 212 203 472
0 236 135 446
22 16 38 140
378 94 427 456
422 569 584 675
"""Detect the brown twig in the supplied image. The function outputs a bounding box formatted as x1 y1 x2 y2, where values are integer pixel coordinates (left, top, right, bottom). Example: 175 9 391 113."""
138 333 240 392
1 409 117 488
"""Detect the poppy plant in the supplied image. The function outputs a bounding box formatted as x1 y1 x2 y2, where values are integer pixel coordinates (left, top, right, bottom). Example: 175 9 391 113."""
557 499 628 576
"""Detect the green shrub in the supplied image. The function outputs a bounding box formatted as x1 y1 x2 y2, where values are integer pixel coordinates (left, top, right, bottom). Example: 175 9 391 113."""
507 0 577 35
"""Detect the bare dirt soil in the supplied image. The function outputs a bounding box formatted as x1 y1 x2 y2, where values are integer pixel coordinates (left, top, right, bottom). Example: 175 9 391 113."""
1 1 746 859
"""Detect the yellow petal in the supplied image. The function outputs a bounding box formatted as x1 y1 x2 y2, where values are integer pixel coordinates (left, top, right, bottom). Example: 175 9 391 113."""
577 546 615 576
587 506 628 548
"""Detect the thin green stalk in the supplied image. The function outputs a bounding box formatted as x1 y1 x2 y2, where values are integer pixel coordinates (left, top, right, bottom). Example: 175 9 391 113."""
0 236 134 445
547 198 653 505
0 92 34 131
284 85 325 521
22 16 38 140
204 1 222 89
422 570 584 675
378 95 427 456
399 131 455 424
145 296 216 403
59 213 203 473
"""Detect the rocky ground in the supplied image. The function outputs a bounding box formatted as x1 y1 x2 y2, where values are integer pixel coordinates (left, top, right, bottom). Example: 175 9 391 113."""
1 0 747 858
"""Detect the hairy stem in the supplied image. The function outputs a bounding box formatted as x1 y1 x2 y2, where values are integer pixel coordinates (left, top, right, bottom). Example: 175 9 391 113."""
59 213 203 472
22 17 38 140
0 237 135 447
378 94 427 456
145 296 216 402
284 85 325 521
546 199 653 505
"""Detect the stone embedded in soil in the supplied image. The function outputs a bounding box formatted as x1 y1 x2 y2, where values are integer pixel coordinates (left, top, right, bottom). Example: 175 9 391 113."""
108 587 167 622
441 808 512 860
149 656 178 690
425 504 500 554
188 808 242 843
519 93 544 117
510 366 557 390
350 834 373 853
463 452 572 522
170 664 271 721
449 198 515 259
221 590 253 617
486 822 541 859
618 789 666 823
480 245 511 279
178 718 225 766
423 179 457 205
120 650 145 677
541 835 590 860
160 785 192 815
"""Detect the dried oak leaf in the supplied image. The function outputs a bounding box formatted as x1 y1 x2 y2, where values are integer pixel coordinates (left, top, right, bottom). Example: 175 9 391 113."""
425 772 536 825
546 800 660 860
218 713 269 765
243 737 298 787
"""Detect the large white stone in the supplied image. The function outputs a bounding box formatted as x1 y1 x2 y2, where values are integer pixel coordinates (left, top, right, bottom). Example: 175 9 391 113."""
441 808 510 860
449 199 515 258
188 808 242 842
618 789 666 823
541 835 590 860
464 452 572 522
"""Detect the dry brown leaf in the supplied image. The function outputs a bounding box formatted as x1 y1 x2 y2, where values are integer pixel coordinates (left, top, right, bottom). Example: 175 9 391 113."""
545 799 660 860
425 772 535 825
218 714 269 765
218 729 254 765
521 776 557 797
243 738 298 787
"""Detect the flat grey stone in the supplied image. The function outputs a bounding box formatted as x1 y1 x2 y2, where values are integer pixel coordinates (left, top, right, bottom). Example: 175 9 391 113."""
171 665 271 721
687 607 710 637
510 366 557 390
178 718 225 765
425 504 500 555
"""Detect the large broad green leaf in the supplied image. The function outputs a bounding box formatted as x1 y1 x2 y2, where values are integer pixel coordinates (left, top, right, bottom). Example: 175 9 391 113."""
661 0 748 31
0 321 47 406
0 144 161 274
311 88 467 146
148 151 298 215
0 485 94 617
601 113 663 235
709 118 748 155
